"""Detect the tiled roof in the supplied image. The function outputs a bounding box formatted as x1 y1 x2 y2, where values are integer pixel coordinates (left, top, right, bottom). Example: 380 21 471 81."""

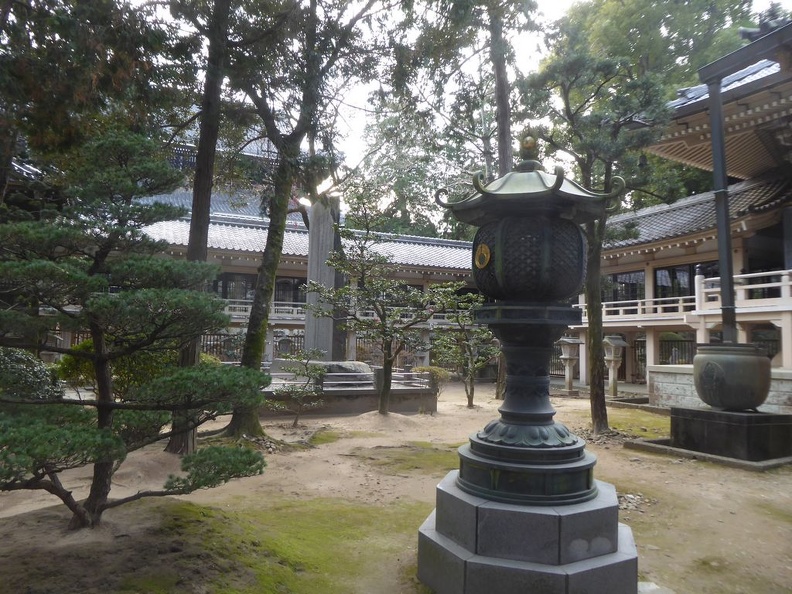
145 217 310 256
668 59 779 111
605 173 792 250
369 234 471 270
145 190 471 270
147 175 792 268
145 189 265 217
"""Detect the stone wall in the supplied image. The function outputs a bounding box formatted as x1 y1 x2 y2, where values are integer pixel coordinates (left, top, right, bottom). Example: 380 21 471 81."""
648 365 792 414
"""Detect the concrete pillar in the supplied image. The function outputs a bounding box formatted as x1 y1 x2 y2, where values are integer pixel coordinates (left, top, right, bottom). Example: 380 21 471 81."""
304 195 345 360
737 322 749 345
624 332 636 383
578 329 589 385
775 314 792 369
784 207 792 269
645 328 659 367
644 263 655 311
346 330 357 361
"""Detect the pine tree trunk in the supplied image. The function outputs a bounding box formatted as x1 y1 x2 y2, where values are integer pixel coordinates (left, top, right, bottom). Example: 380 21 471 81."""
378 348 394 415
465 376 475 408
166 0 231 455
488 7 513 177
77 329 115 528
225 151 297 437
585 220 609 434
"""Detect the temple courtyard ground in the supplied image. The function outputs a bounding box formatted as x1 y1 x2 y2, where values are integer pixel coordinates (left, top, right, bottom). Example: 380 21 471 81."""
0 382 790 593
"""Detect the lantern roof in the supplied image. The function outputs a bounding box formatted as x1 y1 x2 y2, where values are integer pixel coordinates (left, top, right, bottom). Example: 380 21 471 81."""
436 160 624 226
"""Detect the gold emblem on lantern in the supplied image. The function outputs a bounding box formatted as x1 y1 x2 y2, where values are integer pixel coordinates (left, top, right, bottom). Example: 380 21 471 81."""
474 244 491 269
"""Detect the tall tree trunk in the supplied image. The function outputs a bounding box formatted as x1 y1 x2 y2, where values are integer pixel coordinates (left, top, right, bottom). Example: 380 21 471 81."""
488 7 512 177
378 341 395 415
495 352 505 400
585 218 609 434
166 0 232 455
73 327 115 529
225 150 298 436
465 374 475 408
0 128 17 205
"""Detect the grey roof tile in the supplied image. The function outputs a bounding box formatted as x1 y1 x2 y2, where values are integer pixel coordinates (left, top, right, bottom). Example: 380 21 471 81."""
668 60 779 110
146 218 309 256
148 177 791 268
370 235 471 270
145 214 471 270
606 174 792 250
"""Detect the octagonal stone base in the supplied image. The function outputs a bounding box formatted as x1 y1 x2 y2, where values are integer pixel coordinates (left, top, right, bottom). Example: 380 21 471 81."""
417 471 637 594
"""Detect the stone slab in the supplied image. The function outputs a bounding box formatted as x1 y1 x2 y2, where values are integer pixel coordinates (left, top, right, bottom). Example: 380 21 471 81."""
435 471 488 551
670 407 792 461
432 471 619 565
625 438 792 471
555 481 619 564
565 523 638 594
263 387 437 415
464 523 637 594
477 497 563 565
418 511 472 594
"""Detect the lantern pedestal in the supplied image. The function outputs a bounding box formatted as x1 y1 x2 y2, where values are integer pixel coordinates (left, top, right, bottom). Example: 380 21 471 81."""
418 474 637 594
420 156 636 593
456 302 598 506
418 302 637 593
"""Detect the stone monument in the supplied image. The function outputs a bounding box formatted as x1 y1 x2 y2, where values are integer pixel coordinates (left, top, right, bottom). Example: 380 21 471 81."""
304 194 346 361
417 139 638 593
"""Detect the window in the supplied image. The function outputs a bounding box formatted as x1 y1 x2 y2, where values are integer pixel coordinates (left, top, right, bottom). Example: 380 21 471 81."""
274 277 307 303
217 273 257 300
602 271 645 302
654 262 717 299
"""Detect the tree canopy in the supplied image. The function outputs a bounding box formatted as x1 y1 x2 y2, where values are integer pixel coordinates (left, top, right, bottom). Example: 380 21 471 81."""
0 130 268 529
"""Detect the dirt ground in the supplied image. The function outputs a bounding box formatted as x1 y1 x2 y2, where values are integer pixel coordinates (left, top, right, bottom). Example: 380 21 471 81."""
1 382 791 593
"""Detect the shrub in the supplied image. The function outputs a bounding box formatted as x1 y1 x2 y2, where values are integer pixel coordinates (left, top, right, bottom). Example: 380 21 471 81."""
0 347 63 401
413 366 450 395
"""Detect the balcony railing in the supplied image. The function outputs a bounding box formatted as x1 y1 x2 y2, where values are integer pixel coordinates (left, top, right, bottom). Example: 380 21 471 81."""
227 270 792 328
223 299 462 327
697 270 792 310
224 300 306 322
578 269 792 325
600 295 697 318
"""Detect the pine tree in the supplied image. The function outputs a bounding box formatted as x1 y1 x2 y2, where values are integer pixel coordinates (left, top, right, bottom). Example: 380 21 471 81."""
0 130 268 529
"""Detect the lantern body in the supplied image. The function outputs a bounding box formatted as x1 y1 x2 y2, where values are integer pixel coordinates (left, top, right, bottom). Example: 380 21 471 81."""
472 216 586 302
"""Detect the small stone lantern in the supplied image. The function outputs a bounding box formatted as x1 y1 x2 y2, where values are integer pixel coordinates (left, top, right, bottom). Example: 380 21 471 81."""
603 335 629 398
557 336 583 396
417 138 638 593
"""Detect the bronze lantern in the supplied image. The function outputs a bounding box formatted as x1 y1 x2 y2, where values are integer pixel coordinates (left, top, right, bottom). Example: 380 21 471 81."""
435 155 623 505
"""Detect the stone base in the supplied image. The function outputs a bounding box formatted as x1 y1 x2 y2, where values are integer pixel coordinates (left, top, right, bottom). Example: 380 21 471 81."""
417 471 637 594
670 407 792 461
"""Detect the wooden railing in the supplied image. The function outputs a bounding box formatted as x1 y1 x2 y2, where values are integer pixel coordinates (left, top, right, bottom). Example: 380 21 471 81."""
224 299 461 327
227 270 792 328
268 369 433 392
223 300 306 321
579 269 792 324
697 270 792 310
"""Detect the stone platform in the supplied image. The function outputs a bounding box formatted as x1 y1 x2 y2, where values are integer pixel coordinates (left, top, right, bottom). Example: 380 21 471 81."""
418 472 637 594
670 407 792 461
